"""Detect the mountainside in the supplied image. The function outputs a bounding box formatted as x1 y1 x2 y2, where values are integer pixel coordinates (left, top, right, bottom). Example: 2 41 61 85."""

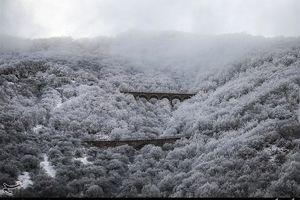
0 33 299 197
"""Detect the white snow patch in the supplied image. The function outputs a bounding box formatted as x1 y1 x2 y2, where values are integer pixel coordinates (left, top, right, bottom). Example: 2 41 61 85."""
0 172 32 196
128 164 134 168
263 145 285 162
40 154 56 178
7 81 14 85
97 135 110 140
55 102 62 109
74 156 93 165
32 125 43 134
18 172 33 189
0 190 11 197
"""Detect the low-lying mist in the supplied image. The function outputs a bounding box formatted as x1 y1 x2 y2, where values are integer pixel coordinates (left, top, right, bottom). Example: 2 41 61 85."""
1 31 299 88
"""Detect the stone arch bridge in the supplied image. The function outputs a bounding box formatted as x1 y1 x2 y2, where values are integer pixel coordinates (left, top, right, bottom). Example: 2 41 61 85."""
120 91 196 103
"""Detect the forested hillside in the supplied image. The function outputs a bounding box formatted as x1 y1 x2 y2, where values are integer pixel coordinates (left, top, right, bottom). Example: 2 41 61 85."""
0 33 299 197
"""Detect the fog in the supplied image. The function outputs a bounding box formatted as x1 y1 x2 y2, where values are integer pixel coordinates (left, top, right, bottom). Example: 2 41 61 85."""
1 0 300 38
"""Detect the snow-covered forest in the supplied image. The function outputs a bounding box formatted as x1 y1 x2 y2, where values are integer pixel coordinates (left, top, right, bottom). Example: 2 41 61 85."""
0 32 300 197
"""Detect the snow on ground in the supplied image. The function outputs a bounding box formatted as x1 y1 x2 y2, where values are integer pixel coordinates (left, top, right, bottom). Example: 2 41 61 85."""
0 190 10 197
18 172 33 189
97 135 110 140
73 156 93 165
0 172 32 197
54 102 62 109
32 125 43 134
40 154 56 178
263 145 285 162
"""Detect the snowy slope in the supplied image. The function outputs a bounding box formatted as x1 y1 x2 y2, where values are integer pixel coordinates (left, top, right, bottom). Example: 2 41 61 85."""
0 33 299 197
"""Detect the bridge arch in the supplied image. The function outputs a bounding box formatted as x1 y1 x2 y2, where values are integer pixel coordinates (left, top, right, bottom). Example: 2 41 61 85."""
172 96 182 102
149 95 159 100
138 95 149 101
160 96 171 101
183 96 190 101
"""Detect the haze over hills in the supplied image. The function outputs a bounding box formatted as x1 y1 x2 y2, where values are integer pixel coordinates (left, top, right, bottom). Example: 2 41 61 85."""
0 32 299 197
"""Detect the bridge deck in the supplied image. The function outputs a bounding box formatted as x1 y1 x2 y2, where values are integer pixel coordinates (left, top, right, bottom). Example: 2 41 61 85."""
85 136 189 149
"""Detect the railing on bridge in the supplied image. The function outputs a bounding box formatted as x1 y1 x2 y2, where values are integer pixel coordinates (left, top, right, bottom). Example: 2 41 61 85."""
85 135 190 149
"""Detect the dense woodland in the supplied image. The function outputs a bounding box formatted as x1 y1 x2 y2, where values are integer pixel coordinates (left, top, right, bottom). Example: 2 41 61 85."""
0 32 299 197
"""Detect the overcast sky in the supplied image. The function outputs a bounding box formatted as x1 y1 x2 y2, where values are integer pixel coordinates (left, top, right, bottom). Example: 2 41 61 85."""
1 0 300 38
